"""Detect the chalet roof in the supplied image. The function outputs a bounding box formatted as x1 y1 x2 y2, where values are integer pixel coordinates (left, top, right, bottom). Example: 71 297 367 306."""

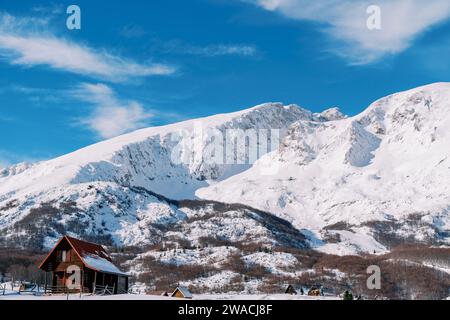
285 284 307 294
39 236 129 277
66 236 111 261
286 284 302 290
171 286 193 298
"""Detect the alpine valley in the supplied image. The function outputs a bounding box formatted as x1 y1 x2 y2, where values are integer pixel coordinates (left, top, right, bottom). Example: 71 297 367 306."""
1 83 449 299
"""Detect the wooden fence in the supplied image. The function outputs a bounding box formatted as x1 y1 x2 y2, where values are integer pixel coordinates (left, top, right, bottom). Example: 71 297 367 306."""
1 281 131 296
93 284 115 295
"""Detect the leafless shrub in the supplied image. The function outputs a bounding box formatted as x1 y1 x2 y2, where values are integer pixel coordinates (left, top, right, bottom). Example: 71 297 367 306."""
0 199 19 212
137 256 218 291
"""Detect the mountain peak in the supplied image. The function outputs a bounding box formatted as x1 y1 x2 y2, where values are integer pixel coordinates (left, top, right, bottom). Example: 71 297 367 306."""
365 82 450 112
317 107 347 121
238 102 314 119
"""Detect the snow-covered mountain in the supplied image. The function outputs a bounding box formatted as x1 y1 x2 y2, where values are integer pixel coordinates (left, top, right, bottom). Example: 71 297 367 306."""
0 102 321 249
0 83 449 255
198 83 450 254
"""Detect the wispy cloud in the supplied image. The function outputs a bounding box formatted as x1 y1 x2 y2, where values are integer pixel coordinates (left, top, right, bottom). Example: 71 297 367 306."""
31 3 64 16
119 24 149 38
72 83 152 139
243 0 450 64
5 85 64 106
0 151 15 169
0 12 176 81
0 158 10 170
0 116 13 122
0 150 40 169
160 40 258 57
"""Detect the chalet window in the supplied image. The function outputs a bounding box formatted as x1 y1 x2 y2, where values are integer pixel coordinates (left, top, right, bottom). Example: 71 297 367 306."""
61 250 67 262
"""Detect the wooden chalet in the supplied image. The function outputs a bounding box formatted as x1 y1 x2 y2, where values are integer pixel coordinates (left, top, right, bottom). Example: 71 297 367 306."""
285 284 304 295
171 286 193 299
38 235 129 294
308 286 322 296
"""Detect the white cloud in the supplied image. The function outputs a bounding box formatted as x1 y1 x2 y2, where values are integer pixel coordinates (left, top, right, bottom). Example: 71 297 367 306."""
0 115 13 122
162 41 258 57
243 0 450 64
73 83 152 139
188 44 257 57
0 13 175 81
31 3 64 16
120 24 148 38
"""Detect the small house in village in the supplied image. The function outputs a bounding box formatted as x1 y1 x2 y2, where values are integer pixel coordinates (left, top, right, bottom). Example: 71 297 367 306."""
285 284 305 295
0 272 10 283
308 286 323 296
171 286 193 299
38 235 129 294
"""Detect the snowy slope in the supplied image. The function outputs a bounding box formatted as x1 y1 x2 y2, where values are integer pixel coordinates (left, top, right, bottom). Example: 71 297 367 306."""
0 103 317 201
197 83 450 253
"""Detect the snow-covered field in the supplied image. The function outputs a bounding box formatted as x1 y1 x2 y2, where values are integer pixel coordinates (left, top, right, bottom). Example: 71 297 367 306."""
0 280 339 300
0 293 339 300
0 282 339 300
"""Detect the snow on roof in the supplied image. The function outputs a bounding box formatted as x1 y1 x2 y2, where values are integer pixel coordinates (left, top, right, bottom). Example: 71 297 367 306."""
172 287 193 298
82 254 129 277
64 237 129 276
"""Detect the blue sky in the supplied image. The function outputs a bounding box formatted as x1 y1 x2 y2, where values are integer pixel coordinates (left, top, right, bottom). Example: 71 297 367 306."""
1 0 450 167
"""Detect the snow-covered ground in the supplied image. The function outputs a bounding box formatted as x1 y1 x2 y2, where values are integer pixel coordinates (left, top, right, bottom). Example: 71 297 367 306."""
242 252 298 275
142 246 238 267
0 282 340 300
196 294 340 300
0 292 339 300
